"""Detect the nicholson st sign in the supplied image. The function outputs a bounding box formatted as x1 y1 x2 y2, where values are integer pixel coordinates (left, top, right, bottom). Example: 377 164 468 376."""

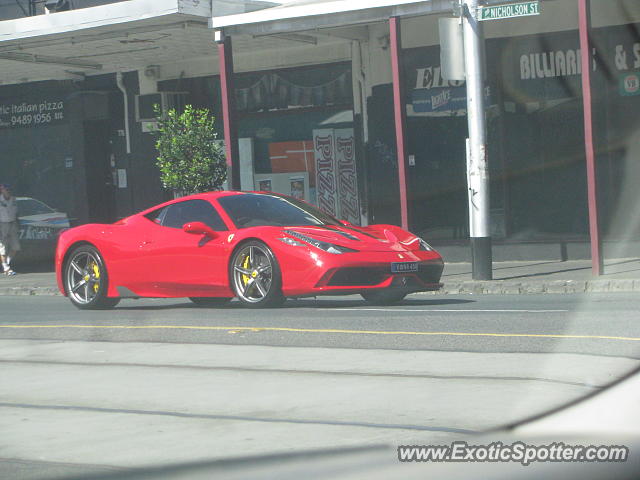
479 1 540 21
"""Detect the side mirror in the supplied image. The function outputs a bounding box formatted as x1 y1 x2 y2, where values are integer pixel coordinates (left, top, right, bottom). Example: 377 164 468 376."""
183 222 218 238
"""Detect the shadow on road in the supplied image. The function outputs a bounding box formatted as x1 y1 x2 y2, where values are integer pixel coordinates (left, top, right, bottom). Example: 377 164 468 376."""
12 260 55 273
114 297 476 311
309 298 475 309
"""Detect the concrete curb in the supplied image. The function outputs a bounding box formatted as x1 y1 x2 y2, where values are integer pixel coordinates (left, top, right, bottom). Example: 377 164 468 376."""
422 279 640 295
1 279 640 297
0 287 61 296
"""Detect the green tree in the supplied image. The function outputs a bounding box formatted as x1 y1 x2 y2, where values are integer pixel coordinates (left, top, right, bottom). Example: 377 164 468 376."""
154 105 227 195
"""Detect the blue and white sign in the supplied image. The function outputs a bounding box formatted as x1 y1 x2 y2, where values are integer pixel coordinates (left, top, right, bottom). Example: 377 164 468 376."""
411 85 469 114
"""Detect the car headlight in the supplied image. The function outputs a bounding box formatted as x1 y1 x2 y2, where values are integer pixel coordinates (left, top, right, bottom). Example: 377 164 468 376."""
278 237 305 247
283 230 358 254
419 237 434 251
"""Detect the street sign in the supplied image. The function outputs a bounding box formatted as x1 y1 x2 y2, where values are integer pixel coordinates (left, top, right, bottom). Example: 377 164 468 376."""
439 17 466 81
479 1 540 21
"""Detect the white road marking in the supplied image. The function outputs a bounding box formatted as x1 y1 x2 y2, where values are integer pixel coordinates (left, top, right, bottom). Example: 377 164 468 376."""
328 308 568 313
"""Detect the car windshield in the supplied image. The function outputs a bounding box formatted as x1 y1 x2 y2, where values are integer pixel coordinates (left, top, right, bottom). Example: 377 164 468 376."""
17 198 55 216
218 193 342 228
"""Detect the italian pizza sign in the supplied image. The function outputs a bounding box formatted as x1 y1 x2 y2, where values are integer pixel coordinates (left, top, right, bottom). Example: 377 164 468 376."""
0 96 66 129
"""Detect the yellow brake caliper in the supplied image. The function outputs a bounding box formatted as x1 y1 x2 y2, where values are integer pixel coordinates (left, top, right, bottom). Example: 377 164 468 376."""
242 255 251 286
91 263 100 293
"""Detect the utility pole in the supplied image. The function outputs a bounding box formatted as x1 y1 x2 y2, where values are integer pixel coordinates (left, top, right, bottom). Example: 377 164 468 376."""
462 0 492 280
578 0 603 276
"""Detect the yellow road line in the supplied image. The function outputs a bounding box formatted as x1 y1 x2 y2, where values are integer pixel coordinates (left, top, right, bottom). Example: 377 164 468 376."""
0 324 639 342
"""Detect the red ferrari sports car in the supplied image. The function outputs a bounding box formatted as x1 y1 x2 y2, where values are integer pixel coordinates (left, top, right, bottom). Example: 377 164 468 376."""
55 191 444 309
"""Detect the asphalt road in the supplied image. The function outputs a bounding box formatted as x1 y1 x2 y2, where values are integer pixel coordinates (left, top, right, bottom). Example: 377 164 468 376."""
2 293 640 356
1 293 640 479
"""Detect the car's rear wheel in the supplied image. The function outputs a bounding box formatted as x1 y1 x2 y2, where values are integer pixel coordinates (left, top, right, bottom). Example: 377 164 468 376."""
64 245 120 310
189 297 232 307
361 289 407 305
230 241 284 308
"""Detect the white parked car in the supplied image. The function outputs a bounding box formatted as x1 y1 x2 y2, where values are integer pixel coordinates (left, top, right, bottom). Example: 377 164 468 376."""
16 197 70 263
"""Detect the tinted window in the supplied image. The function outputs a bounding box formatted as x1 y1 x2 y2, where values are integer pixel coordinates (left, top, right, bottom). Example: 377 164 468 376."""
161 199 228 231
218 193 341 228
144 207 166 225
17 198 55 216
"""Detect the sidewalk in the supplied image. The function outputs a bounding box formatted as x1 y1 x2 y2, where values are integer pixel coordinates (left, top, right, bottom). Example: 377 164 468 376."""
1 259 640 296
438 258 640 295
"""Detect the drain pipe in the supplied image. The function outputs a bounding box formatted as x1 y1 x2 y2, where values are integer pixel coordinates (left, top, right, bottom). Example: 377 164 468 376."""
351 40 369 143
352 40 370 226
116 72 131 154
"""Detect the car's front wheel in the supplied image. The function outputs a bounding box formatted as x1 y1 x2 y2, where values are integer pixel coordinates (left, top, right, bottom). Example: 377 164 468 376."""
64 245 120 310
230 241 284 308
361 289 407 305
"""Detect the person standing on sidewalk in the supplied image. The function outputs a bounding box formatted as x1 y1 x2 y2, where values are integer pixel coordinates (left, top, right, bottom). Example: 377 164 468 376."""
0 183 20 276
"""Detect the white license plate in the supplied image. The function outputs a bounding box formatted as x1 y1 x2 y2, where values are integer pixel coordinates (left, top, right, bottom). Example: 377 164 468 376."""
391 262 418 273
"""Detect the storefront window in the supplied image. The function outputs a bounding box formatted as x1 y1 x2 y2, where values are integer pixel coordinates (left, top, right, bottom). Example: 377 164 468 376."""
0 91 75 220
236 64 361 224
392 16 639 246
161 63 362 225
495 29 590 240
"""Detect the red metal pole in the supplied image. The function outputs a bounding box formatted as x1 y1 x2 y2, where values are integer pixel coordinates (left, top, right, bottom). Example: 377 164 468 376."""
217 33 241 190
389 16 410 231
578 0 603 276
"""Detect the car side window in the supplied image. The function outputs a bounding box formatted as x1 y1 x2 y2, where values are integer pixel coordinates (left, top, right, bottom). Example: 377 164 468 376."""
144 207 166 225
17 198 56 217
161 199 228 231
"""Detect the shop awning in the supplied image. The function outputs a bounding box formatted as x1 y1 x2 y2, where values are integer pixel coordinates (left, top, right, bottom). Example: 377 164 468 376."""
210 0 452 36
0 0 229 85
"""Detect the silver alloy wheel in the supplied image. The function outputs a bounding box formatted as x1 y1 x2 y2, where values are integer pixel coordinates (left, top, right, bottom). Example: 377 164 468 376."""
232 244 274 304
66 250 102 305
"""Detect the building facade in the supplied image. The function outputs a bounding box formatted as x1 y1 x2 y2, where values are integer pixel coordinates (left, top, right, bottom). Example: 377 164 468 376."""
1 0 639 262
